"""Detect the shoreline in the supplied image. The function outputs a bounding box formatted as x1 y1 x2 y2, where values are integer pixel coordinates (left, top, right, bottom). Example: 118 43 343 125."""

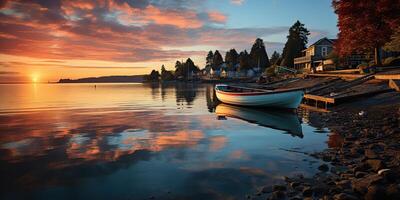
251 92 400 200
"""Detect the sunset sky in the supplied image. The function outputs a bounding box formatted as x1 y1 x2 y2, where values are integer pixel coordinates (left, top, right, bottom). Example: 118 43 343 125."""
0 0 338 83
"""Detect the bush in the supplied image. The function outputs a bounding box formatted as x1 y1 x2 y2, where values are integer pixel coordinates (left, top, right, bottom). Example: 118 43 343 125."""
357 62 369 74
383 57 400 67
265 65 277 77
357 62 378 74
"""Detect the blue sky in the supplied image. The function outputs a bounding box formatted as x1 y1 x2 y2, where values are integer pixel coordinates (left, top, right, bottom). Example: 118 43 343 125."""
214 0 338 45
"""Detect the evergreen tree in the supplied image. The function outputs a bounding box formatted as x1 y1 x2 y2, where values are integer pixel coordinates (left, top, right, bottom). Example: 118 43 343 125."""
185 58 199 74
239 50 251 71
149 70 160 81
269 51 281 65
212 50 223 70
281 20 310 68
206 51 214 68
174 58 199 79
174 60 183 77
161 64 166 74
225 48 239 70
250 38 270 69
160 64 174 81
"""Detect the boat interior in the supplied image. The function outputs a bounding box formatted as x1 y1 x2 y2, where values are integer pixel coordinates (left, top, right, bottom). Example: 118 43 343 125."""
216 84 304 93
216 85 270 93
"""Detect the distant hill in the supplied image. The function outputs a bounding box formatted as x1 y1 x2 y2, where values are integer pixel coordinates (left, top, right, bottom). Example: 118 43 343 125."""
58 75 144 83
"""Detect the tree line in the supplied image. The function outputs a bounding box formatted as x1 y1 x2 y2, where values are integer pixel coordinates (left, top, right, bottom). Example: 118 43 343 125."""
146 0 400 81
204 20 311 71
145 20 312 81
145 58 200 81
205 37 272 72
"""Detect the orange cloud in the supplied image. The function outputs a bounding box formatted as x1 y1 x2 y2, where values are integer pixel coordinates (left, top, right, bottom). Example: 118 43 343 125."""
0 0 289 81
144 5 203 29
208 11 227 24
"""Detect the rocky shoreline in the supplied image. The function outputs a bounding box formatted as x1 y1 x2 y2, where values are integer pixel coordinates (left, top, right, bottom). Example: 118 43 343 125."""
252 94 400 200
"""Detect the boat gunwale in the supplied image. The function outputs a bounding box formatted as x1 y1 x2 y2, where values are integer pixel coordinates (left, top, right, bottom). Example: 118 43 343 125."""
215 85 304 96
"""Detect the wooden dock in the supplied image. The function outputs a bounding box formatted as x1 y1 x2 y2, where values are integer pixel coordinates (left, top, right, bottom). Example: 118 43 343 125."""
375 74 400 80
246 68 400 109
297 73 395 109
306 73 363 80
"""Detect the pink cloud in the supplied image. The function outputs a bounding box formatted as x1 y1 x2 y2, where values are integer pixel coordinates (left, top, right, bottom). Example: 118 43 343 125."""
230 0 245 6
207 11 227 24
0 0 289 66
143 5 203 28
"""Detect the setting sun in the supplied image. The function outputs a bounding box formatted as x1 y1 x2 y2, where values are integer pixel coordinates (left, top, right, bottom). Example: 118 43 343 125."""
31 74 39 83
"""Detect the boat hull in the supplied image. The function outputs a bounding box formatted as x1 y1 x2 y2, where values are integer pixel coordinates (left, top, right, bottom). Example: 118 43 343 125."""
215 85 304 109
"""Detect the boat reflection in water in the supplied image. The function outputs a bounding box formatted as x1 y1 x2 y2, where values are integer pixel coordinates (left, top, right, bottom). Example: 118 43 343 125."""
215 103 303 137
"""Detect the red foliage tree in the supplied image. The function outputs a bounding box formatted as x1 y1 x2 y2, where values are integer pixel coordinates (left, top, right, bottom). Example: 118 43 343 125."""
332 0 400 66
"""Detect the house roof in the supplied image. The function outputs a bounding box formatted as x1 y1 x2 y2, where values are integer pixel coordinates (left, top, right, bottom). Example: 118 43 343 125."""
309 37 336 47
301 37 337 52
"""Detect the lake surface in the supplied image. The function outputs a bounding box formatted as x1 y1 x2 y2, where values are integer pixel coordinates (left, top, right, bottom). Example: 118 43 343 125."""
0 83 330 200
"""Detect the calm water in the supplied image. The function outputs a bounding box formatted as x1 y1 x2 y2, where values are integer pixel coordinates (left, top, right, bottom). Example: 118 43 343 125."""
0 83 329 200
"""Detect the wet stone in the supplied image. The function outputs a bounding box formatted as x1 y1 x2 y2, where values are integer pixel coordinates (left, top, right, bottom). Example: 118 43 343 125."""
302 186 313 197
364 149 378 159
365 185 386 200
333 193 359 200
336 180 351 188
289 182 300 189
378 169 397 183
270 190 286 200
355 171 368 178
366 159 384 172
312 185 328 197
261 185 273 193
272 184 287 192
386 184 400 199
318 164 329 172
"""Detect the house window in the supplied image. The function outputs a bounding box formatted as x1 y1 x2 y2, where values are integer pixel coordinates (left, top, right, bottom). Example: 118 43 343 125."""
321 47 328 56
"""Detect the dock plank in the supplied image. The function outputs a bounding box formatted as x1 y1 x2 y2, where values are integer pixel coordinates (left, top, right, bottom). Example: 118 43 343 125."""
306 73 363 79
303 94 335 104
375 74 400 80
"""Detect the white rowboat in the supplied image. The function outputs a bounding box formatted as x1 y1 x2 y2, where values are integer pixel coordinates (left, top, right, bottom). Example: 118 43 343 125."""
215 84 304 109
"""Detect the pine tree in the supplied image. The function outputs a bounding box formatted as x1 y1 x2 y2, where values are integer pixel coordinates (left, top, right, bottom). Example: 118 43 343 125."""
206 51 214 68
160 64 174 81
149 70 160 81
185 58 199 74
212 50 224 70
174 61 183 78
161 64 166 74
269 51 281 65
281 20 310 68
225 49 239 70
239 50 251 71
250 38 270 69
